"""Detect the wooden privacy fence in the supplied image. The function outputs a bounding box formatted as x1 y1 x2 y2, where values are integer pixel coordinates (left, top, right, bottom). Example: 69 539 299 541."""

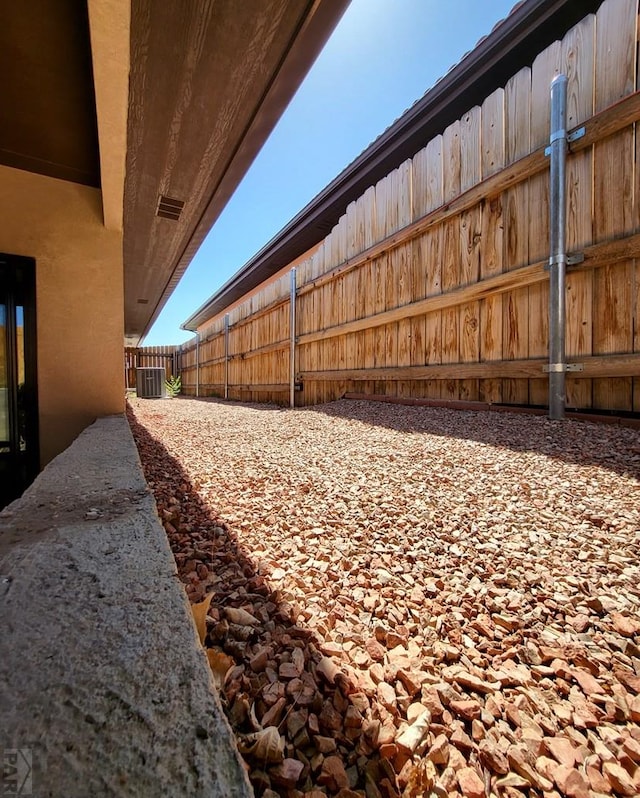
124 346 179 390
180 0 640 414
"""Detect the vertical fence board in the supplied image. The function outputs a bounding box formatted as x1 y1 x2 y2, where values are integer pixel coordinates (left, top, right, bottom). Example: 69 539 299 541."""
480 89 505 403
396 161 414 396
528 42 561 404
503 67 531 405
416 135 444 398
563 14 596 408
459 106 482 400
361 187 377 395
593 0 636 409
441 121 462 400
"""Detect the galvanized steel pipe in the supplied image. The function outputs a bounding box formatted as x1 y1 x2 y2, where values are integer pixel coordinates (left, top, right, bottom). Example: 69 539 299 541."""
548 74 568 420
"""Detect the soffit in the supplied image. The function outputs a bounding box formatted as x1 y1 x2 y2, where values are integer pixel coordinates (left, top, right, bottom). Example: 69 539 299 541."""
0 0 100 187
124 0 349 345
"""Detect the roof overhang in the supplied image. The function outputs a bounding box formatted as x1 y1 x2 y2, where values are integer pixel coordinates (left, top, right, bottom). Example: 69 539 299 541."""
181 0 605 332
121 0 350 346
0 1 100 187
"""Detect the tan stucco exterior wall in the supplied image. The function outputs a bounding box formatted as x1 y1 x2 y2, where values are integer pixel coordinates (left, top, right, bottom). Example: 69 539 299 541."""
0 165 124 466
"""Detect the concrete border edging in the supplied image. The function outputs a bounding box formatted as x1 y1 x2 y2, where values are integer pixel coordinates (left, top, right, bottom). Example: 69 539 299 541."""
0 414 252 797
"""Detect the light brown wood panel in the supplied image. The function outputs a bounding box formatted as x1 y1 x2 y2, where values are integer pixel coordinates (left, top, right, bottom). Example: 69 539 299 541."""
331 222 346 328
460 106 481 192
443 120 461 201
441 121 461 399
306 244 323 403
459 206 481 400
397 160 413 228
396 172 414 395
482 89 505 178
297 234 640 348
295 89 640 303
480 191 504 405
528 42 561 405
592 261 635 409
593 133 634 244
397 242 413 396
458 107 482 399
595 0 636 112
299 353 640 382
423 227 443 399
635 101 640 412
635 260 640 412
335 218 348 399
360 187 377 394
441 221 460 400
479 90 505 403
348 196 365 378
384 169 406 396
296 288 311 382
411 145 429 221
503 69 531 404
373 176 390 395
563 14 595 408
592 0 637 409
415 135 444 398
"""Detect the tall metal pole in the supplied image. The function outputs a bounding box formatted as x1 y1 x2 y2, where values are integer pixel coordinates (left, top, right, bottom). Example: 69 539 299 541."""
289 268 297 409
195 333 200 397
224 314 230 400
548 74 568 420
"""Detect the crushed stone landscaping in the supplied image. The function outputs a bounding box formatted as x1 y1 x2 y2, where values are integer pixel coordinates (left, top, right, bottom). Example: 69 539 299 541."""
128 396 640 798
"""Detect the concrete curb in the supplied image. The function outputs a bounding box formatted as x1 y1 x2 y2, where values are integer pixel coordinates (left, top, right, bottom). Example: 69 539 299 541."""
0 415 252 797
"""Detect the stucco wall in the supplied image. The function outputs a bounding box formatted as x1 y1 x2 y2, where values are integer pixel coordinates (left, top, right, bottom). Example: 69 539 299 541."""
0 165 124 466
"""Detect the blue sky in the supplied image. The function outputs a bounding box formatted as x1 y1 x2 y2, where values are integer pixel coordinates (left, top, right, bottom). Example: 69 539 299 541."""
143 0 516 346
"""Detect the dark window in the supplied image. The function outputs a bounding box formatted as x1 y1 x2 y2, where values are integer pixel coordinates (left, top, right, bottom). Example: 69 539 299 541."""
0 254 38 509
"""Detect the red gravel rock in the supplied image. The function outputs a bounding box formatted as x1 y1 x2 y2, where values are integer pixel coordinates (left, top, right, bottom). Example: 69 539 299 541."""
128 397 640 797
456 766 485 798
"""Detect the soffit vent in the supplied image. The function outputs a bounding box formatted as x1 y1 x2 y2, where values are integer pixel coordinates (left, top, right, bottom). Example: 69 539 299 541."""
156 195 184 221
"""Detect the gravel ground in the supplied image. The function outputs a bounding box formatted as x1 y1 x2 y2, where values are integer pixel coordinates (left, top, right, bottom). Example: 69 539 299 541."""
128 397 640 798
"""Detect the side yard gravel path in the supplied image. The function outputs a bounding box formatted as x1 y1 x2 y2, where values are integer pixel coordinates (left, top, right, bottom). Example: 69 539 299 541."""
128 397 640 798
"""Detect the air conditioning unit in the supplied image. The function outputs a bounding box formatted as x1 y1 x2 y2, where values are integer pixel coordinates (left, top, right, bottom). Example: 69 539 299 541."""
136 367 165 398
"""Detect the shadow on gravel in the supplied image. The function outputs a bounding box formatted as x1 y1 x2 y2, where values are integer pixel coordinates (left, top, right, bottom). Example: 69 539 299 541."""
126 403 388 797
305 398 640 482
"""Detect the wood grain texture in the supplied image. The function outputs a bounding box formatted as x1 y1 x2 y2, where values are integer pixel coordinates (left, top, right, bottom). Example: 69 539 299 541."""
416 136 444 398
179 0 638 415
592 0 637 409
503 67 532 404
298 353 640 382
480 89 505 402
294 89 640 300
528 41 561 405
563 14 595 408
441 122 462 399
